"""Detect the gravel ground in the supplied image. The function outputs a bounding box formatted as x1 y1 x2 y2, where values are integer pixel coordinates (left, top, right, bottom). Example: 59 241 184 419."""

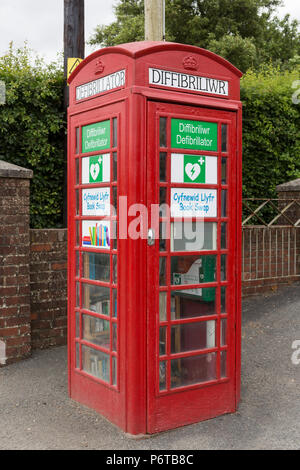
0 283 299 450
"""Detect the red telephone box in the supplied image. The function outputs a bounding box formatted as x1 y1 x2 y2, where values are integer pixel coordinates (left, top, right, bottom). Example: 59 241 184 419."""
67 41 242 435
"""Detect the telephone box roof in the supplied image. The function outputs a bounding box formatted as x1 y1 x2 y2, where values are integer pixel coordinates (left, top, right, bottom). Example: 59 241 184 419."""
68 41 242 85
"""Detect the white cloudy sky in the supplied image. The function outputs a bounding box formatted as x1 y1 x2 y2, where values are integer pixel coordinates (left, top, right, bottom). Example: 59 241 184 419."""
0 0 299 63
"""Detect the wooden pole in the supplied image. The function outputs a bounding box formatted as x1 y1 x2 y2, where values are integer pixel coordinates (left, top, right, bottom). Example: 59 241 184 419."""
144 0 163 41
64 0 85 81
63 0 85 226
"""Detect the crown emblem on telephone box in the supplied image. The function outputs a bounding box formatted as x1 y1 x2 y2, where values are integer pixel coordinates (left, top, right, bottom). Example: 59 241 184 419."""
183 55 198 71
95 59 105 75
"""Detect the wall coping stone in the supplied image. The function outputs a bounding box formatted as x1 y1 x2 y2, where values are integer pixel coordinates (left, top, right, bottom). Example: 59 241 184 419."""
276 178 300 192
0 159 33 179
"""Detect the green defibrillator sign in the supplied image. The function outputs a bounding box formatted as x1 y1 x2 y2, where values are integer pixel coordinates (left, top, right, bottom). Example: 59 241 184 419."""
82 120 110 153
183 154 206 183
171 118 218 151
88 155 103 183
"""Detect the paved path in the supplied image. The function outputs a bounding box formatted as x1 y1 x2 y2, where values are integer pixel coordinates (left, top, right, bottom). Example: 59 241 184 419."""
1 284 299 450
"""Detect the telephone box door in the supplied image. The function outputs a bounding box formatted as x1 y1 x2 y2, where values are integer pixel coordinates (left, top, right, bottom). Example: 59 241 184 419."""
147 101 239 433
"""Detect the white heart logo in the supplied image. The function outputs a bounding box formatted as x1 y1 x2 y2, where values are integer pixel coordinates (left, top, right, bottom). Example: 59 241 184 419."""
90 163 100 181
185 163 200 181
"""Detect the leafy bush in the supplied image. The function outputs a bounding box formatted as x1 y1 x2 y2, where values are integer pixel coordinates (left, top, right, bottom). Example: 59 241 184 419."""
241 65 300 199
0 44 65 228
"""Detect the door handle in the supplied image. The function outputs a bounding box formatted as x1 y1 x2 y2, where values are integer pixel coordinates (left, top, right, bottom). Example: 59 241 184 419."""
147 228 155 246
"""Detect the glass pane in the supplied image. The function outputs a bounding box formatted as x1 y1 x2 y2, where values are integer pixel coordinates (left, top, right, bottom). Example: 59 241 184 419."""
82 345 110 382
76 312 80 338
159 361 167 391
76 189 80 215
76 251 80 278
112 289 117 318
82 252 110 282
112 322 117 352
113 152 117 182
221 254 227 281
76 342 80 369
221 287 227 313
159 327 167 355
220 319 227 346
76 221 80 246
159 257 166 286
221 190 227 217
159 292 167 322
82 283 110 315
159 117 167 147
113 186 118 212
171 320 215 354
76 282 80 307
112 357 117 385
160 187 167 209
171 288 216 320
113 118 117 147
221 222 227 249
221 158 227 184
111 220 117 250
159 222 167 251
221 350 227 378
171 222 217 252
75 158 79 185
113 255 117 284
171 352 217 388
221 124 227 152
76 127 80 154
171 255 216 286
160 152 167 181
82 315 110 348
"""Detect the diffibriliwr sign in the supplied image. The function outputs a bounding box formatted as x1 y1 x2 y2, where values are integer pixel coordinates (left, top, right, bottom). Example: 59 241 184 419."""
149 67 229 96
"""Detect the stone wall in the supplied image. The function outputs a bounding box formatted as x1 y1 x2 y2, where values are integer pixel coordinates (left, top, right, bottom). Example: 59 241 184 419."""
0 161 33 365
30 229 68 349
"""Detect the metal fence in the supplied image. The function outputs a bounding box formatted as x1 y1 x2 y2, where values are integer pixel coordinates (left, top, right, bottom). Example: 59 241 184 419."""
242 199 300 282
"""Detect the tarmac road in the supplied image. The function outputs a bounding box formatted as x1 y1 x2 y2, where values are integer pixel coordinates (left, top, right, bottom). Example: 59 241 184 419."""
0 283 299 450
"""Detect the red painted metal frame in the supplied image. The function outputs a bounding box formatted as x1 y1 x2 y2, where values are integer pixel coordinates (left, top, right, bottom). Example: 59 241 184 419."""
68 41 242 435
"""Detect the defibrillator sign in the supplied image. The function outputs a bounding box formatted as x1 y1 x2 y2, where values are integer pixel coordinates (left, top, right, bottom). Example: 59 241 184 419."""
82 120 110 153
171 154 217 184
171 118 218 151
82 154 110 184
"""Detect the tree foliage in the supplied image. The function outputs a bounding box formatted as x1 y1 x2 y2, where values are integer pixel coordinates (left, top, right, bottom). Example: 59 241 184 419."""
208 35 257 73
0 44 65 228
89 0 300 72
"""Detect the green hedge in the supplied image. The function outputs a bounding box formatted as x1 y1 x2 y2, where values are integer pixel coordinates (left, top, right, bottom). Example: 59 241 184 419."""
241 65 300 199
0 45 65 228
